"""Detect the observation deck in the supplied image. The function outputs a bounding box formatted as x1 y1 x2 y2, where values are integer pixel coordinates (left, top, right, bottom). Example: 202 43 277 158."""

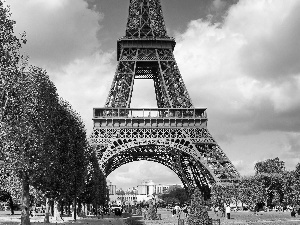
93 108 207 128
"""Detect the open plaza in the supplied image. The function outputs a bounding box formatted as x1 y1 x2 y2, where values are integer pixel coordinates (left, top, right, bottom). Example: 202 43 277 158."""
1 209 300 225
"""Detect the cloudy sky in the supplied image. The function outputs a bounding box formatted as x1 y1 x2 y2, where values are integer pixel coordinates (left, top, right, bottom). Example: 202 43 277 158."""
6 0 300 190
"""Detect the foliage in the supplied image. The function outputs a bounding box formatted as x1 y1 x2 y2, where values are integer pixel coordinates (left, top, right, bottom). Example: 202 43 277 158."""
210 184 240 208
0 0 27 124
116 189 125 196
79 149 108 207
187 189 210 225
253 158 286 207
255 157 285 175
160 187 188 205
282 165 300 207
146 199 157 220
209 158 299 212
0 2 100 224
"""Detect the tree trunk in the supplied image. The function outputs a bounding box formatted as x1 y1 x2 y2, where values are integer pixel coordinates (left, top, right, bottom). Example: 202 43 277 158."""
73 198 77 221
68 202 71 215
9 195 14 215
44 198 50 223
60 201 64 216
84 203 88 216
21 174 30 225
50 200 54 216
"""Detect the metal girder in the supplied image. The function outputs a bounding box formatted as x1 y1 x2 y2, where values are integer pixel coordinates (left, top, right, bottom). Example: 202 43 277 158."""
125 0 168 39
105 48 193 108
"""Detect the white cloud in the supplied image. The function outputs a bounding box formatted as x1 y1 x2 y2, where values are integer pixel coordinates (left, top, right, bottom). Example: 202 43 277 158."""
173 0 300 177
51 51 116 133
175 0 300 135
7 0 103 69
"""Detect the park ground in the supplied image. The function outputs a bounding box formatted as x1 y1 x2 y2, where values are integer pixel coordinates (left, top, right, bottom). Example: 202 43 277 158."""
1 209 300 225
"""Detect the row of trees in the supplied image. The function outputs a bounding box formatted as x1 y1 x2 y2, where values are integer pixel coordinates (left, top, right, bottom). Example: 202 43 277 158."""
0 2 107 225
211 158 300 210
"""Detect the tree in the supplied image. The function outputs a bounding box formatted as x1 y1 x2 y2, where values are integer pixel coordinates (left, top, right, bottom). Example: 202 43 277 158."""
29 98 90 221
255 157 285 174
1 2 94 224
282 164 300 207
210 184 237 209
79 149 107 214
0 170 22 215
254 157 285 207
0 0 27 124
239 176 268 211
161 187 189 205
187 189 210 225
1 66 67 224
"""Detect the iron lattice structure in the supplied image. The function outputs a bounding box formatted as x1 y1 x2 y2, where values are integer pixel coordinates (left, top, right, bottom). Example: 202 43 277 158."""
90 0 240 194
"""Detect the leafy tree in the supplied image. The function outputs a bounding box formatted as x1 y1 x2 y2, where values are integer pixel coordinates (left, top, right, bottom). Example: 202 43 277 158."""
0 170 22 214
161 187 188 205
1 66 66 224
282 164 300 207
210 184 238 208
79 149 108 212
0 0 27 124
255 157 285 174
239 176 268 211
254 157 285 207
187 189 210 225
1 2 91 223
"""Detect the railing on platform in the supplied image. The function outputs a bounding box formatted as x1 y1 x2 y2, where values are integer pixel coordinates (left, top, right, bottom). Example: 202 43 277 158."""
93 108 207 119
93 108 208 128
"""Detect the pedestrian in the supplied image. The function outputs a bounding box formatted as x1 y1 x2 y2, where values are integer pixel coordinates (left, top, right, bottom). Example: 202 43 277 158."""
226 205 231 219
172 207 176 217
214 206 218 216
174 204 181 218
291 209 296 217
296 205 300 215
143 207 147 220
183 205 188 218
221 206 225 217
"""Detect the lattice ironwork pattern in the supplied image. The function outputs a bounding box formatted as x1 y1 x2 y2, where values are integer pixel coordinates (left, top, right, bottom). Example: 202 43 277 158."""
126 0 168 38
93 0 240 195
105 47 193 108
90 127 240 192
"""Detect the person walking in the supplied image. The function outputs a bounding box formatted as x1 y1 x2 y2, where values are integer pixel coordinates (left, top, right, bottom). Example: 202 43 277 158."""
214 206 219 216
220 205 225 217
291 208 296 217
182 205 188 218
174 204 181 218
226 205 231 219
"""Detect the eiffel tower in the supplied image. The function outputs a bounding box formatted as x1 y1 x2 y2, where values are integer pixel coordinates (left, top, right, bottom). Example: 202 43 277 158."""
90 0 240 195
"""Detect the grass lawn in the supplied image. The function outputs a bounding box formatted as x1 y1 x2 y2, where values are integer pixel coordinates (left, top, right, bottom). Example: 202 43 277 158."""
208 210 300 225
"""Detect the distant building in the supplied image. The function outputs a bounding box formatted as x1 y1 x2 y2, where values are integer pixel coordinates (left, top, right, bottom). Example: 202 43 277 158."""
107 180 116 195
137 180 156 196
108 180 183 205
155 184 170 194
